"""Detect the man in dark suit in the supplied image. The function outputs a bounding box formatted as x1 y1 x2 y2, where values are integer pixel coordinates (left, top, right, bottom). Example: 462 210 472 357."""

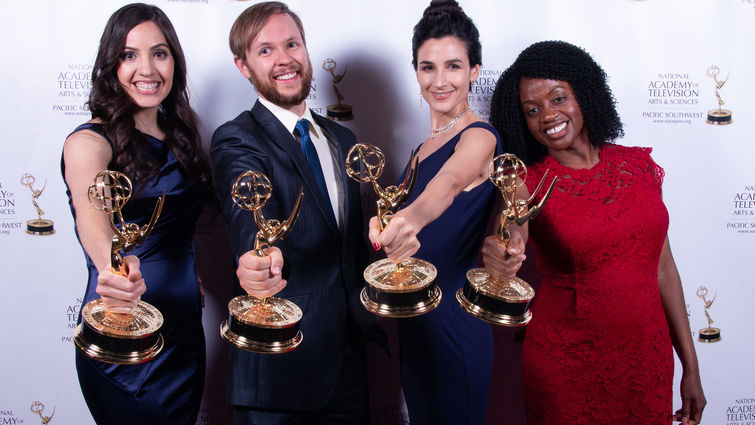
211 2 383 424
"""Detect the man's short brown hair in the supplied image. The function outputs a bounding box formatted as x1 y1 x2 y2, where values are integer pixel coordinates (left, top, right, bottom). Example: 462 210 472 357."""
229 1 306 61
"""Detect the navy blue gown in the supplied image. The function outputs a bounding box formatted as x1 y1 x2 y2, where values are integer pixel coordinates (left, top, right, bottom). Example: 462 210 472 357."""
397 122 501 425
63 123 206 425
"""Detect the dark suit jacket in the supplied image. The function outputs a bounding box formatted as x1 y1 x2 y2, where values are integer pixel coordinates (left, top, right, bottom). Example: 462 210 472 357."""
211 100 384 410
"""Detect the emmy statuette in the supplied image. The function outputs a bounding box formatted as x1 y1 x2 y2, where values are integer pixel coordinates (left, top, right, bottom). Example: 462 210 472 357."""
696 286 721 343
322 58 353 121
705 65 732 125
457 154 557 326
220 171 305 353
30 401 55 425
345 143 440 318
73 170 165 364
20 173 55 235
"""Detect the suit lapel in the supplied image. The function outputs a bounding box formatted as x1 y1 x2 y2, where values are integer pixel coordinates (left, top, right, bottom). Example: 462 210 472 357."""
314 114 355 252
251 101 340 240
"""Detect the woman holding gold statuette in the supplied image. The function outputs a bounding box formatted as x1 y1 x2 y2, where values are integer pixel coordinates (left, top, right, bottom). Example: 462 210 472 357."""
484 40 706 425
367 1 501 423
62 4 212 424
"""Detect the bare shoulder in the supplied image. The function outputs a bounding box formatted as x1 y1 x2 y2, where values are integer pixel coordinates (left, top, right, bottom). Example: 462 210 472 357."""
457 122 497 153
63 122 111 165
63 120 113 174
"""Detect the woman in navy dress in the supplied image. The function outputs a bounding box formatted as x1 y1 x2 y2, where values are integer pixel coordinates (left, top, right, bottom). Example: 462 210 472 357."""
368 1 501 423
62 4 212 424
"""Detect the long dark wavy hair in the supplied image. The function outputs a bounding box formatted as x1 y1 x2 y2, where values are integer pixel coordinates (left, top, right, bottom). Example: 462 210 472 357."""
88 3 212 189
489 40 624 164
411 0 482 70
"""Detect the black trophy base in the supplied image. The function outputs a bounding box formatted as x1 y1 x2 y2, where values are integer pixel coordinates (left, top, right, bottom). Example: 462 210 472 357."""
221 320 302 354
706 109 732 125
360 283 442 318
698 327 721 343
73 322 164 365
326 104 353 121
26 219 55 235
456 279 533 327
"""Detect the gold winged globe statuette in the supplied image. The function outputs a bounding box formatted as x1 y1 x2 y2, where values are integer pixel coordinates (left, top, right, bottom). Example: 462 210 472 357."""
73 170 165 364
345 143 441 318
458 154 557 326
220 170 305 353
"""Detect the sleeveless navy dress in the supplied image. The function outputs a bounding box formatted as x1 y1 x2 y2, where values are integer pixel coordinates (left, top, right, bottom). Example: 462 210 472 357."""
397 122 501 425
63 123 206 424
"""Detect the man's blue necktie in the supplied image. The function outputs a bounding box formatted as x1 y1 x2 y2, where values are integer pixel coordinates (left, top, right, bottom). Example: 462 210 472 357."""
295 119 335 220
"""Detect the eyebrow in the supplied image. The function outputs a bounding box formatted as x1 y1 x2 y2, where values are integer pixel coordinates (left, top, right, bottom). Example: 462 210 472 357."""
123 42 170 51
418 58 463 65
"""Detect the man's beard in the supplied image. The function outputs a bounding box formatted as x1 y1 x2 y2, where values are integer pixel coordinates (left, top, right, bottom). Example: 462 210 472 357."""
249 60 313 108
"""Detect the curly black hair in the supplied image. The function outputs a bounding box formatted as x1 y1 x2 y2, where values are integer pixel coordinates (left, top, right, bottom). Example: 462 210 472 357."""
489 40 624 164
411 0 481 69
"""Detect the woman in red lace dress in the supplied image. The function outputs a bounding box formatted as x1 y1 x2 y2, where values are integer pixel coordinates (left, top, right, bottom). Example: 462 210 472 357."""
483 41 706 425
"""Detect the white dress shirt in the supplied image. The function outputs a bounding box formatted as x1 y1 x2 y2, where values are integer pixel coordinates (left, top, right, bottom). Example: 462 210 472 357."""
258 97 344 228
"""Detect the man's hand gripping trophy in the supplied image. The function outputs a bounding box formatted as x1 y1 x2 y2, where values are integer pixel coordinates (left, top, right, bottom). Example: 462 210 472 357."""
231 171 303 322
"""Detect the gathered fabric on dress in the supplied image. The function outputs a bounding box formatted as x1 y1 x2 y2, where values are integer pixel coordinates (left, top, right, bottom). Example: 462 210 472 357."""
522 144 674 425
397 122 501 425
63 123 206 425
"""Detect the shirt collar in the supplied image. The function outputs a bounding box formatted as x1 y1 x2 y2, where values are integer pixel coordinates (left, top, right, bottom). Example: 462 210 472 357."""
258 97 320 138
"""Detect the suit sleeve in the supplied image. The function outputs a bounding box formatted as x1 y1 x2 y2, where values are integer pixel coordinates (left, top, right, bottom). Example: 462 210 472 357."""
210 118 270 263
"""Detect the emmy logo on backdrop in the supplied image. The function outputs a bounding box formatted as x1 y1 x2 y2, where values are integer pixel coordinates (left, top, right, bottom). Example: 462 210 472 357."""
696 286 721 343
705 65 733 125
30 401 54 424
345 143 440 317
220 170 305 354
322 58 353 121
457 154 557 326
73 170 165 364
20 173 55 235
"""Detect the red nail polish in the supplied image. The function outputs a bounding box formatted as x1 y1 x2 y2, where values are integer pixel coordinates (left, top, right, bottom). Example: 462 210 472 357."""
373 242 380 251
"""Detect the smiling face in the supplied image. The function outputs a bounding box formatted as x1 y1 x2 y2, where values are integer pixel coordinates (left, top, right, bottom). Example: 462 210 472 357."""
416 36 480 117
519 78 590 156
116 21 174 113
235 13 312 114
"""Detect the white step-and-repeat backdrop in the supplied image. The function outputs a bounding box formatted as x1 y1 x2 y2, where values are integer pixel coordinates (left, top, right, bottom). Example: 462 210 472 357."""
0 1 753 424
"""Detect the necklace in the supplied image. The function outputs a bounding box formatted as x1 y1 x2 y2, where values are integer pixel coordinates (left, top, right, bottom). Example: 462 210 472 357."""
430 106 470 138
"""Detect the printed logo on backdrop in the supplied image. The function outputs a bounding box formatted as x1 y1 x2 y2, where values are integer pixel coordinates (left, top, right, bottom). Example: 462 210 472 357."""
62 298 82 343
726 184 755 234
684 302 697 339
695 286 721 343
0 180 24 236
0 408 23 424
725 397 755 424
54 64 92 117
306 75 322 117
29 401 54 424
642 72 703 125
322 58 354 121
742 0 755 10
468 67 502 121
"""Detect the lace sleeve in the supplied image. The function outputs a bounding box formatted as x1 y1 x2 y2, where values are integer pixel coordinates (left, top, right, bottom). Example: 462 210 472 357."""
636 147 665 192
